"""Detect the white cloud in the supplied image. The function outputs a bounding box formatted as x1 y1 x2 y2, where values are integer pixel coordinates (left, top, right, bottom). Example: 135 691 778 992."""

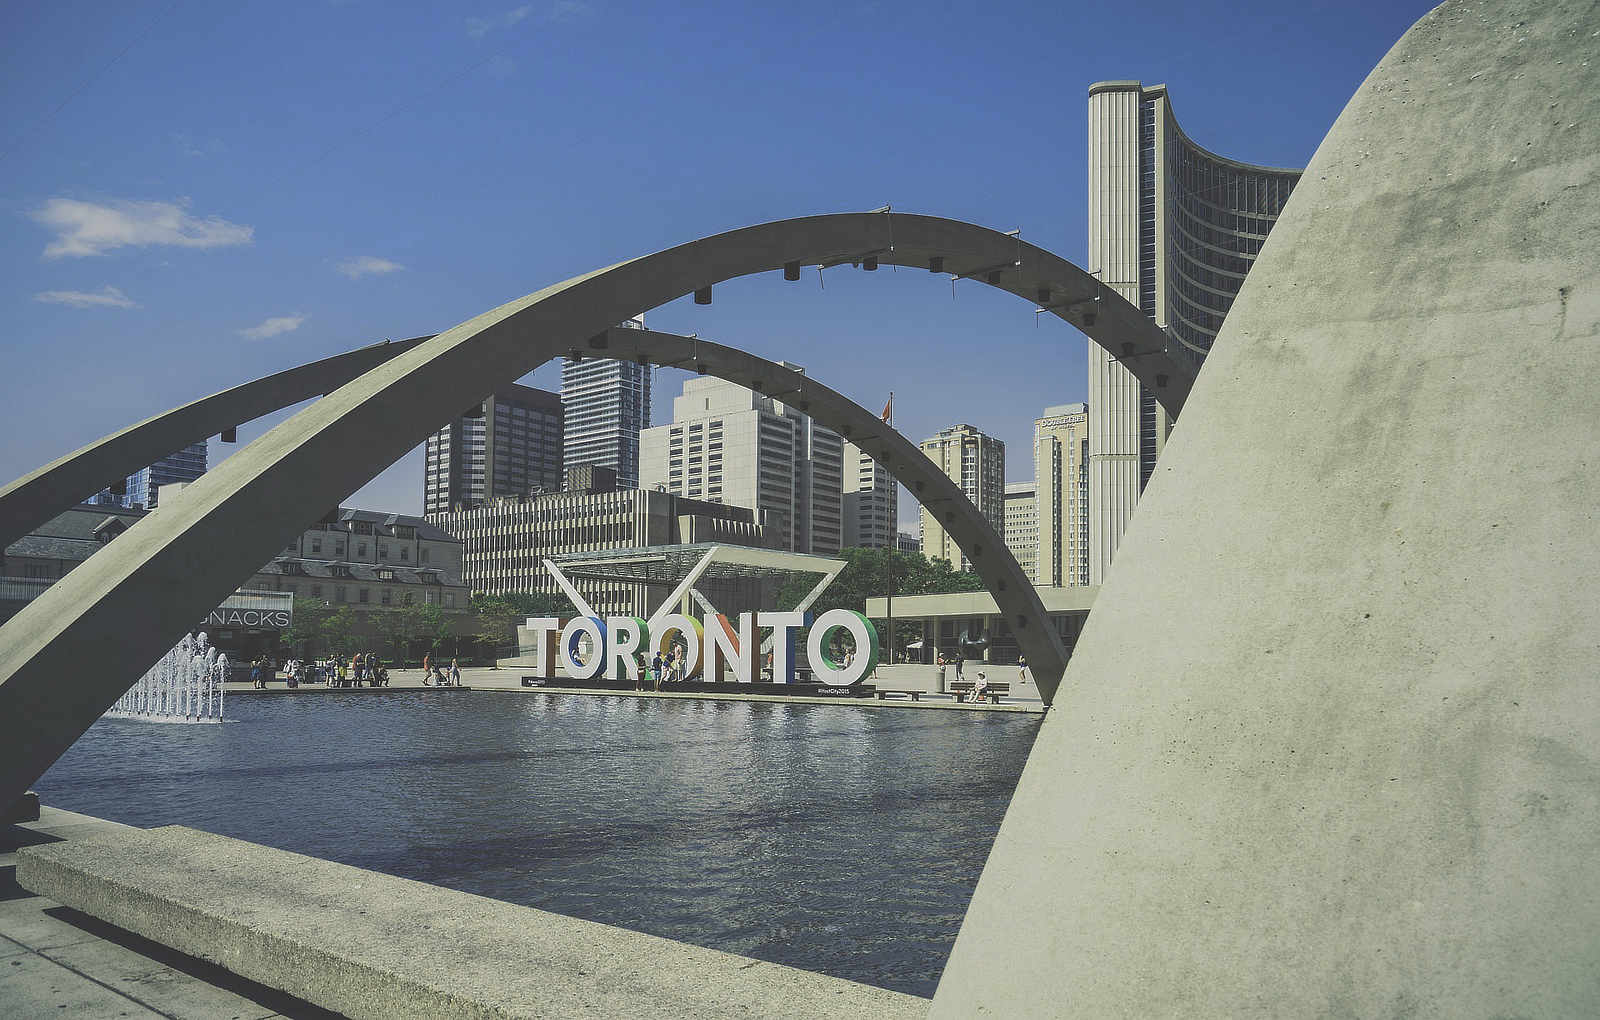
336 255 405 278
32 197 253 258
239 314 306 340
34 285 138 309
467 3 581 37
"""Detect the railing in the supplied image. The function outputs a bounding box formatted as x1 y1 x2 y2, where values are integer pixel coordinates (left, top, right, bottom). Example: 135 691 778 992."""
0 576 54 603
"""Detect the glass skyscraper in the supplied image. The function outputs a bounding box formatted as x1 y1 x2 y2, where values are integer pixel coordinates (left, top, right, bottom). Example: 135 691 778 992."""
95 440 208 509
423 385 563 514
1087 80 1302 582
560 317 651 490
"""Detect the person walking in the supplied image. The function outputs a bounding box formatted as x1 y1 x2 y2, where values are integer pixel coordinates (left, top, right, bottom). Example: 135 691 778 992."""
449 656 461 687
421 651 432 686
1018 654 1029 686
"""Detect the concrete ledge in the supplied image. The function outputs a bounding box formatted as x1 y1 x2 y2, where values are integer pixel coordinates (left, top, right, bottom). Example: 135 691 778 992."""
17 825 928 1020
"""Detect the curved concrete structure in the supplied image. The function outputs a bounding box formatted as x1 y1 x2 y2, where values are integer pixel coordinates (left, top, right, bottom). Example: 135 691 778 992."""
0 336 429 548
606 324 1067 677
933 1 1600 1014
0 212 1160 803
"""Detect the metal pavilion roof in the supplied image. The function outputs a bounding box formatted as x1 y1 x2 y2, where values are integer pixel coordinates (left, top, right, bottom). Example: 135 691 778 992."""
549 543 845 587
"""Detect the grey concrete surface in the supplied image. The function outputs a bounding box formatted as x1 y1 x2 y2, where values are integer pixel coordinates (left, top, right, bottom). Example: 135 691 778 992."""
0 336 427 550
0 212 1157 806
2 807 321 1019
17 824 929 1020
932 1 1600 1016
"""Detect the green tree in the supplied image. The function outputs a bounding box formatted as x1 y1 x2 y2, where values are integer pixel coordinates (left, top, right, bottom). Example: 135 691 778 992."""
775 548 984 662
416 601 454 657
279 598 335 657
468 591 577 659
318 605 356 659
376 604 421 663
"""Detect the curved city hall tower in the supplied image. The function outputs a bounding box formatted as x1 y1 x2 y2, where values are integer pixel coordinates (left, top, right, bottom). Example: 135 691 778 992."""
1087 82 1301 582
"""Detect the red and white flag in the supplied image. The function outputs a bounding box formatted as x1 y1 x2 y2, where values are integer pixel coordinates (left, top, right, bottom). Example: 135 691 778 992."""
880 393 893 425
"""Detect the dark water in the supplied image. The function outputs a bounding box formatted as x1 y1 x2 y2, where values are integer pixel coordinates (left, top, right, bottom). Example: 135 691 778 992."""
35 691 1039 997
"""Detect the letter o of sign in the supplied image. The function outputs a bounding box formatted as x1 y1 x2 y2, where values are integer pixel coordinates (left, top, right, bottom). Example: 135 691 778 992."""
650 614 703 679
560 617 607 680
806 609 880 686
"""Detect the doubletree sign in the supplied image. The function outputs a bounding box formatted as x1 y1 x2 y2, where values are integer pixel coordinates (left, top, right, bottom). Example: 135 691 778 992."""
523 609 881 686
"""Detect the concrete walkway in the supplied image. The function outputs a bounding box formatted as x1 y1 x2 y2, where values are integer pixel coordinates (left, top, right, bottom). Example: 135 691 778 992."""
1 807 333 1019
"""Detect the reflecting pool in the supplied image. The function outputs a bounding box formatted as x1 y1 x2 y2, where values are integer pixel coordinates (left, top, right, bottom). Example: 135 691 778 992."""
36 691 1040 997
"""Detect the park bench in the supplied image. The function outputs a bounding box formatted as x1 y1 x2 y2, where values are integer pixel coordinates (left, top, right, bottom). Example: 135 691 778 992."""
874 689 924 701
949 681 1011 704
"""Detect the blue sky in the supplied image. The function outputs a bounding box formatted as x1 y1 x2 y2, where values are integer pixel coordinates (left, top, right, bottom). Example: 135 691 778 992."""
2 0 1437 524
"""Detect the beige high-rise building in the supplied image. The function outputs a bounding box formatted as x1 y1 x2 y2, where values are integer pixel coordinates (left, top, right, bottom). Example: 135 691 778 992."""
1003 481 1038 582
639 370 842 554
1087 81 1301 582
1034 402 1090 587
842 440 897 549
918 424 1005 572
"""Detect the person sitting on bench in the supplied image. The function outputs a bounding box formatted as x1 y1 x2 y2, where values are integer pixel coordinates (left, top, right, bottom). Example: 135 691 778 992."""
973 671 990 703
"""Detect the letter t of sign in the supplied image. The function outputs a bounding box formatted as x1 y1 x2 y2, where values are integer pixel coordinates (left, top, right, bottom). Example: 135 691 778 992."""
757 611 805 683
525 617 561 678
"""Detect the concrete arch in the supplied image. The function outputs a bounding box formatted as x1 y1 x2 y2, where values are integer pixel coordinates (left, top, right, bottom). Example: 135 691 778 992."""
0 211 1169 802
0 336 430 549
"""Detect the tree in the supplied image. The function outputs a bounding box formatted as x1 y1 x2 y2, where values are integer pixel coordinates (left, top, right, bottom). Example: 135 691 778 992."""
279 598 335 657
416 601 454 657
318 605 356 658
377 604 423 663
469 591 577 660
774 548 984 662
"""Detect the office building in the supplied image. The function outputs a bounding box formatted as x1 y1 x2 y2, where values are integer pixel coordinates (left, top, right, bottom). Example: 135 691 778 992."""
897 531 921 555
639 370 843 555
918 424 1005 572
842 440 897 550
423 384 563 514
1034 402 1091 587
1003 481 1038 583
93 441 208 509
560 317 651 489
1087 80 1302 581
428 469 778 616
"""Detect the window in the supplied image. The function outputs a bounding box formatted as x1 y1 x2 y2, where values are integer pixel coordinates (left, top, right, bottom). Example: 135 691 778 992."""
335 585 346 602
335 542 346 556
379 544 389 560
421 548 430 564
311 585 322 599
403 592 414 605
24 564 52 579
445 594 455 607
381 589 392 605
358 589 369 604
357 542 367 557
400 547 409 561
310 539 321 554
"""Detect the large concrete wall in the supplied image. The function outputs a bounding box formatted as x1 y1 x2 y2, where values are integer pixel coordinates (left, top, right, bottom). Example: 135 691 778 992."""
933 1 1600 1015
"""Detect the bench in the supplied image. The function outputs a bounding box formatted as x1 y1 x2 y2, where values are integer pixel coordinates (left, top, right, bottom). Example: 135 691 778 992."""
949 681 1011 704
874 689 924 701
